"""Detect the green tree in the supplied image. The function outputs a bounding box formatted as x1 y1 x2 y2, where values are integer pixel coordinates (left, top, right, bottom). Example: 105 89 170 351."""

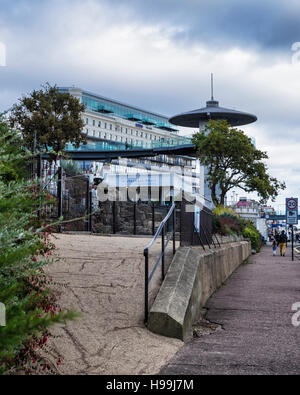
9 83 86 156
192 120 285 206
0 119 76 374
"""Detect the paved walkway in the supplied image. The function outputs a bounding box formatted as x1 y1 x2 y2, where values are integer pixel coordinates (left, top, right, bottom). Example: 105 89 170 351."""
160 245 300 375
45 234 182 375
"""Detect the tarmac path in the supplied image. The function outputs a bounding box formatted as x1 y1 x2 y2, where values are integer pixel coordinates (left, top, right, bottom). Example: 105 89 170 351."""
160 244 300 375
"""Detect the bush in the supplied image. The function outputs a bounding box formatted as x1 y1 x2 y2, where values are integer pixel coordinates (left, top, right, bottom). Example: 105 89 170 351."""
0 120 76 375
242 224 262 252
213 205 262 252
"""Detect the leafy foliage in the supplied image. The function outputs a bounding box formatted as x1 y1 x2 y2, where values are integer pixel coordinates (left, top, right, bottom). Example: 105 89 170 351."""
192 120 286 206
60 159 82 177
9 83 86 157
213 205 262 252
0 120 76 374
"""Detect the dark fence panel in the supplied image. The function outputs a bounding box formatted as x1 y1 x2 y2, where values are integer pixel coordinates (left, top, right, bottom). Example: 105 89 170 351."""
180 199 213 248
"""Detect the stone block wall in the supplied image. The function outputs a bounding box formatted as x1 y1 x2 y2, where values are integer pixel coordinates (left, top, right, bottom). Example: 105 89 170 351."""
148 240 251 342
92 201 180 235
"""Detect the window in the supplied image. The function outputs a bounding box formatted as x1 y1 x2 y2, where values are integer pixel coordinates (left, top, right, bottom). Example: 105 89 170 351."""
93 130 96 136
105 123 107 129
86 129 88 134
92 120 95 127
98 121 101 127
131 129 133 135
110 124 112 130
85 118 89 125
136 131 138 136
125 128 128 134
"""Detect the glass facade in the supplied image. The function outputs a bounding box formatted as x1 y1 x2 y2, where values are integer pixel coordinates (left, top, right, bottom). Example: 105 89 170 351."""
58 87 192 153
81 94 178 132
65 134 191 152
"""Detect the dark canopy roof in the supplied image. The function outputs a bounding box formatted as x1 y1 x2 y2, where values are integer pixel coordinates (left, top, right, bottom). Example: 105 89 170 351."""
169 100 257 128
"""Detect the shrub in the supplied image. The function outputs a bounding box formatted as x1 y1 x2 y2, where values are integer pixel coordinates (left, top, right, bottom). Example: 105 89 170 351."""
0 120 76 375
213 205 262 252
242 224 262 252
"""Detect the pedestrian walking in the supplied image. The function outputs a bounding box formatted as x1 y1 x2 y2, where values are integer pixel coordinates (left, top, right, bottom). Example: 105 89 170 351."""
279 230 288 257
272 240 277 256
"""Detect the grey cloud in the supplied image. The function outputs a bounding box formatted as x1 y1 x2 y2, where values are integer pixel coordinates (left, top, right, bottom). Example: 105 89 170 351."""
98 0 300 52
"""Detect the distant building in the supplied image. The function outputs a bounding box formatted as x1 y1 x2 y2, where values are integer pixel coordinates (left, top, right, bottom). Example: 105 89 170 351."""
231 197 276 239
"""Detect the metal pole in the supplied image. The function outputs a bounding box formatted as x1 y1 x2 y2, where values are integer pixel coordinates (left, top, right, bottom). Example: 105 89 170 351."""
86 179 90 232
57 166 63 232
112 201 116 234
144 249 149 324
152 204 155 236
134 203 137 235
162 226 165 281
173 207 176 255
37 155 41 223
201 224 211 249
89 189 93 233
292 226 294 261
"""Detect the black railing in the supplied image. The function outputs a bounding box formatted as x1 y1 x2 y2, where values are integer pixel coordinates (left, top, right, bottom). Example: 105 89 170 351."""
193 225 221 249
143 203 176 324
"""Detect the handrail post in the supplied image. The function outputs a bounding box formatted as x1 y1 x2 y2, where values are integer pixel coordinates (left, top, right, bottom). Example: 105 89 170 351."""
89 189 93 233
162 226 165 281
172 206 176 255
112 201 116 234
152 204 155 236
201 224 211 249
144 248 149 324
214 233 221 247
57 166 63 233
134 202 137 235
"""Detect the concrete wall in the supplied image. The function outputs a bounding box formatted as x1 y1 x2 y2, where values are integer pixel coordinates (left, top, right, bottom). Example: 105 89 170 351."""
148 240 251 342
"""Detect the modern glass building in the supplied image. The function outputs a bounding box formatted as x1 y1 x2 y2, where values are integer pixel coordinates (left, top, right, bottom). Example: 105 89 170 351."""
58 87 207 206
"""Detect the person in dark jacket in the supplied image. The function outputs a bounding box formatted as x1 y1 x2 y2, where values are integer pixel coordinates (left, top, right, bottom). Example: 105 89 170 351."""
279 230 288 256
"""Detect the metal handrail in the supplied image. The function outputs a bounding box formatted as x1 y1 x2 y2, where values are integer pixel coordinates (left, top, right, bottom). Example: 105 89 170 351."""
144 203 175 251
144 203 176 324
193 225 206 251
214 233 221 248
201 223 211 249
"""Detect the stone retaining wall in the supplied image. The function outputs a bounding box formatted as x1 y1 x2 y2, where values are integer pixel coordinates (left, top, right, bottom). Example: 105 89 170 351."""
148 241 251 342
92 202 180 235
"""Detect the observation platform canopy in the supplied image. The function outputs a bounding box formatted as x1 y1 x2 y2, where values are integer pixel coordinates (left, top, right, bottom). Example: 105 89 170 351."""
169 75 257 128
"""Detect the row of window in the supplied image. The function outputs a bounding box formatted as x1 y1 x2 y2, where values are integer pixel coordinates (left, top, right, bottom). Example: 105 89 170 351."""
85 117 170 142
85 128 182 147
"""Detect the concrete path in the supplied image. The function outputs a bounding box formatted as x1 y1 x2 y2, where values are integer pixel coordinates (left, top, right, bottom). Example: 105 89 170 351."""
160 245 300 375
45 234 182 375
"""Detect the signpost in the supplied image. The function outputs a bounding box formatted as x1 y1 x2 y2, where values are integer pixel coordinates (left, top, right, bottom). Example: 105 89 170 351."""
286 198 298 261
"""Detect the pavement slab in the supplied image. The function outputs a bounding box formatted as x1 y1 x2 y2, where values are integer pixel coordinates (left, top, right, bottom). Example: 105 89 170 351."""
160 244 300 375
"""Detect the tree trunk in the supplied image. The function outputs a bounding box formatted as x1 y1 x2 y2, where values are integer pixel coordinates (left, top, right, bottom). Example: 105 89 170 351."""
211 184 220 206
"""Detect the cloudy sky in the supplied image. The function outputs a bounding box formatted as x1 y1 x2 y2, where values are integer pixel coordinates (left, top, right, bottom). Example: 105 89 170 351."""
1 0 300 213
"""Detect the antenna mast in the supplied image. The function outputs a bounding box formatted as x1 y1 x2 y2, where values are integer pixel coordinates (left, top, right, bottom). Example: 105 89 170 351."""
211 73 214 100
